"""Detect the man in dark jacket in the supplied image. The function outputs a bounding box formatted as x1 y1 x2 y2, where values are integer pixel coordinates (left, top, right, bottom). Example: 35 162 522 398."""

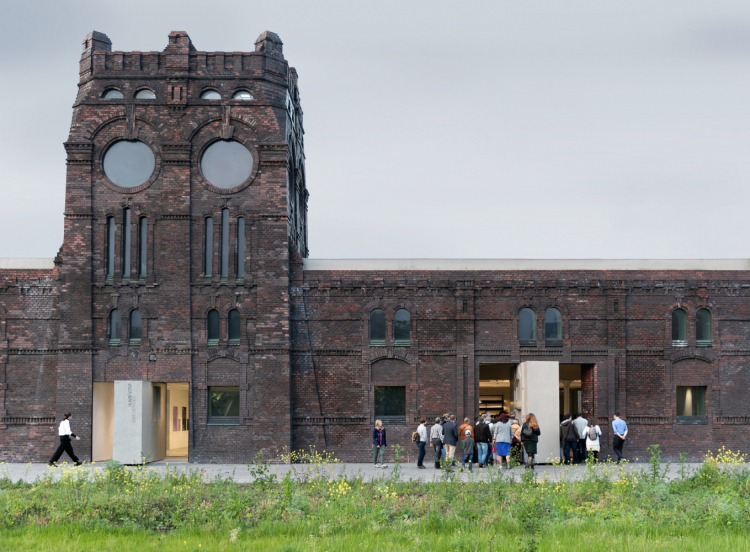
442 415 459 465
559 414 580 465
474 417 492 467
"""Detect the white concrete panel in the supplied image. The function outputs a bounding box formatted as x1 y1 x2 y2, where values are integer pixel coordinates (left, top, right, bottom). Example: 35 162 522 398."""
517 361 560 464
113 381 144 464
92 382 114 462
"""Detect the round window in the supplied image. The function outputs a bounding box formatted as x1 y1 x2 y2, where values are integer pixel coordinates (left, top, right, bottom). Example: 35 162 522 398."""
200 140 253 189
103 140 155 188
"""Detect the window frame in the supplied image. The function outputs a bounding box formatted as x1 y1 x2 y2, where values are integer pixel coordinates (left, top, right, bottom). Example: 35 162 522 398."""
106 216 115 280
102 88 123 99
676 386 708 424
138 217 147 279
232 90 253 100
544 307 562 346
207 386 240 425
121 208 131 280
236 217 245 281
696 308 712 347
129 309 142 344
207 309 220 346
374 386 406 425
109 308 121 346
220 208 229 281
672 308 687 346
228 309 241 343
394 309 411 346
369 308 386 346
200 89 221 100
204 216 213 278
518 308 536 346
134 89 156 99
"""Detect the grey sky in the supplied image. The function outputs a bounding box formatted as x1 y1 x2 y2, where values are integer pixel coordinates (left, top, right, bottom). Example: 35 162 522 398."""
1 1 749 259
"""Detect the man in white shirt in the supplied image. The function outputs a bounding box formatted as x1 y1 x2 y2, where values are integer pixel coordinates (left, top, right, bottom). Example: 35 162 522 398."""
416 417 428 469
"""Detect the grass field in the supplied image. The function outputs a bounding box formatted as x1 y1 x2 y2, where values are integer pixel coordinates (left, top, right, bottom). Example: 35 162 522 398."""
1 445 749 551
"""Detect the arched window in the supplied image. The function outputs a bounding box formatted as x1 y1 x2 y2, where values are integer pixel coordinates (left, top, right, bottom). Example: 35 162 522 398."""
228 309 241 342
236 217 245 280
519 308 536 343
233 90 253 100
106 216 115 280
207 309 220 345
545 308 562 343
135 89 156 99
220 208 229 279
696 308 711 346
138 217 147 278
672 309 687 345
370 308 386 346
200 89 221 100
129 309 142 342
204 217 213 277
102 89 123 99
121 208 131 279
394 309 410 345
109 309 121 345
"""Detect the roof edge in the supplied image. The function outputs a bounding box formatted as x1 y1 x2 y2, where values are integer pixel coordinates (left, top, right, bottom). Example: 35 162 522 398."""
0 258 56 270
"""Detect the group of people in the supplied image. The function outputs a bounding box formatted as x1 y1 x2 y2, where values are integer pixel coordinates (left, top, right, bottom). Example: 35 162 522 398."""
559 411 628 465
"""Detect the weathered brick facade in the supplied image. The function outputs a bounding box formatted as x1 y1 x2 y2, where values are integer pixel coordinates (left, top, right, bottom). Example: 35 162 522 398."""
0 32 748 463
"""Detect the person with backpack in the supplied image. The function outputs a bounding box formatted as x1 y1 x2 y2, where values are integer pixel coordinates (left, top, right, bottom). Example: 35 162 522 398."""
372 419 388 468
430 417 444 469
572 412 589 463
521 413 541 469
612 412 628 464
474 416 491 468
559 413 580 465
585 417 601 462
414 417 427 469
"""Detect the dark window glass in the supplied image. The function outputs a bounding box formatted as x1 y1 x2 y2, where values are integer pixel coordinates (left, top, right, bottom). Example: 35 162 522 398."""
208 386 240 417
138 217 147 277
129 309 142 341
672 309 687 342
106 217 115 278
370 309 386 343
394 309 410 343
207 309 220 342
200 140 253 189
519 308 536 341
204 217 213 276
228 309 240 341
121 208 131 278
544 308 562 340
135 89 156 99
676 386 706 416
696 309 711 342
153 385 161 421
103 140 155 188
236 217 245 278
102 89 123 99
220 209 229 277
109 309 121 342
374 386 406 418
200 89 221 100
233 90 253 100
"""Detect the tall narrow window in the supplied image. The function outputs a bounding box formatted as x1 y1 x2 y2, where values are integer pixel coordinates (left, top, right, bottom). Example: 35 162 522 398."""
129 309 142 343
394 309 410 346
220 209 229 279
672 309 687 346
121 208 131 279
228 309 240 342
236 217 245 280
207 309 220 345
370 308 386 346
696 308 711 346
106 216 115 280
545 308 562 344
519 308 536 343
204 217 213 277
109 309 121 346
138 217 147 278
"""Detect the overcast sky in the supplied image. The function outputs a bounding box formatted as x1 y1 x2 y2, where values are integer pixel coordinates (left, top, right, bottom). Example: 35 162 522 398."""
1 1 749 259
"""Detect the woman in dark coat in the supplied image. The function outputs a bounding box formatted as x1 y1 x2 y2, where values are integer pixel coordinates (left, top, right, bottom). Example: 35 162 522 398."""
372 419 388 468
521 413 541 470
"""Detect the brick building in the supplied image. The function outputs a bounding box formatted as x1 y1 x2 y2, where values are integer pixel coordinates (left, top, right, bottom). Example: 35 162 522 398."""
0 31 748 464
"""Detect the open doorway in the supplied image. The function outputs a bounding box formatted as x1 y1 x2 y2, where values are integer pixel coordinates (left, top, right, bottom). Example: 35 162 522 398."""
478 364 515 416
166 383 189 461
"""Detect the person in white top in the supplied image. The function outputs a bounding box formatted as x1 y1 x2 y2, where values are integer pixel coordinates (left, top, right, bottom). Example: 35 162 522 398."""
429 417 444 469
584 417 602 462
416 417 428 469
49 412 81 466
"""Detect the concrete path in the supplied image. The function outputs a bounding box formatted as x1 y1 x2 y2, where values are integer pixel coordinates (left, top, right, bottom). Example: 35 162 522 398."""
1 460 705 484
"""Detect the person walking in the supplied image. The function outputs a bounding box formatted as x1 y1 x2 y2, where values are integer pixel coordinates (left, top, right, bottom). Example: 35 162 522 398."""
49 413 82 467
442 415 459 465
430 417 444 469
492 412 513 468
585 417 601 462
372 419 388 468
485 414 495 466
612 412 628 464
573 413 589 463
461 430 475 472
415 417 428 469
521 413 541 469
474 416 491 468
510 415 523 466
559 413 580 465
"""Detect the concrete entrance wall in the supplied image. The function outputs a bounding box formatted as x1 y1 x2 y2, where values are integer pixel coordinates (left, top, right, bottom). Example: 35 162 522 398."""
516 361 560 463
112 381 165 464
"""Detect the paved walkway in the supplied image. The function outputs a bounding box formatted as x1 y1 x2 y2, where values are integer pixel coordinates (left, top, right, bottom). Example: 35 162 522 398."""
1 461 704 484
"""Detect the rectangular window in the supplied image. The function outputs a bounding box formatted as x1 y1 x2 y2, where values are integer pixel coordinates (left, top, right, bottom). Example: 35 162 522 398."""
236 217 245 280
220 209 229 279
374 386 406 425
204 217 213 277
676 386 707 424
122 208 131 279
208 386 240 425
138 217 147 278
